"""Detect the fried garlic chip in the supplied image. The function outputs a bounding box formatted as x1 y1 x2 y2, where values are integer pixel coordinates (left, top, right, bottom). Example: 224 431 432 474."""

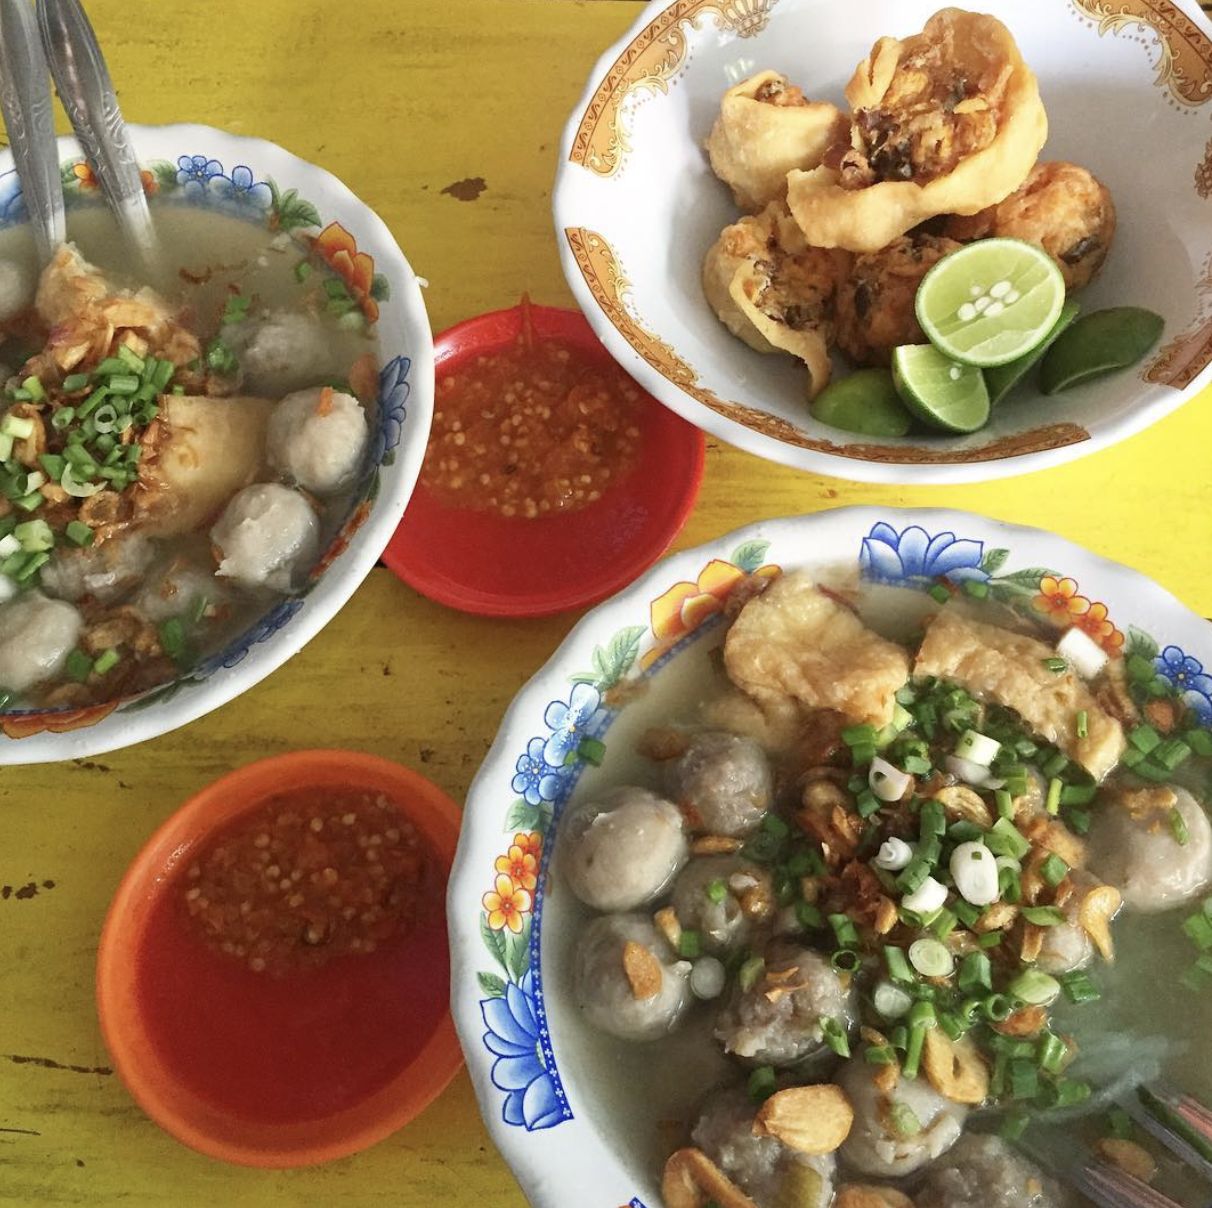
706 70 847 212
787 8 1047 252
702 202 850 399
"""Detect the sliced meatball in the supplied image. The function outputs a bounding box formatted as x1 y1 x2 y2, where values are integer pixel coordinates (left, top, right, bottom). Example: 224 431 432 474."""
136 560 224 624
916 1133 1063 1208
668 731 773 837
837 1057 966 1179
559 786 689 912
267 386 369 495
0 592 83 692
40 534 154 605
1035 870 1111 975
210 483 320 593
573 913 691 1042
671 856 772 956
693 1084 835 1208
715 945 856 1067
1089 785 1212 913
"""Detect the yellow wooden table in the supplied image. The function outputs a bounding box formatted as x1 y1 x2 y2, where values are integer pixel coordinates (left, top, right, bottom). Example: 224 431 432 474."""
2 1 1211 1205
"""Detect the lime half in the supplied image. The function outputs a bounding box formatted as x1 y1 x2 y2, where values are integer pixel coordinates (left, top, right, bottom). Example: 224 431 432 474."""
892 344 990 434
916 238 1067 368
810 368 913 438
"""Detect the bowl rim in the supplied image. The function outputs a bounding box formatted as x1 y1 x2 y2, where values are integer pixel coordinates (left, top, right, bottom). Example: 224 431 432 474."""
0 123 435 766
96 748 464 1168
382 301 706 618
551 0 1212 485
448 503 1212 1205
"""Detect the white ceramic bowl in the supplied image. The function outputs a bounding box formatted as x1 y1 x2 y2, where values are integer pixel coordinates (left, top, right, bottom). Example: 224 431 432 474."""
0 125 433 765
554 0 1212 483
450 505 1212 1205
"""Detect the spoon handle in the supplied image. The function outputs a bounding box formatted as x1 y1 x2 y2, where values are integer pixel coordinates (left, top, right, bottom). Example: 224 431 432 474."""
36 0 157 263
0 0 64 265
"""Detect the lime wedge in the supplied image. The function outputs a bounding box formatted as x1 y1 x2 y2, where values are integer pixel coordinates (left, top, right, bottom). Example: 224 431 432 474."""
811 368 913 437
915 238 1067 368
1039 306 1165 395
985 298 1081 406
892 344 990 434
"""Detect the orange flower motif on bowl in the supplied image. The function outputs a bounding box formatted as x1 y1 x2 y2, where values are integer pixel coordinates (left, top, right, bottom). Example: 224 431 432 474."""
1033 575 1091 620
483 874 533 934
314 221 379 322
1071 600 1125 655
310 499 372 580
495 844 539 894
71 162 157 195
650 559 779 642
512 831 543 861
1 700 120 740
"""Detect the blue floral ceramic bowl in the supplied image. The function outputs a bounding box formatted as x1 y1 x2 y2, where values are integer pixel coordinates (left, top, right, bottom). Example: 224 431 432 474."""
0 125 433 765
448 506 1212 1206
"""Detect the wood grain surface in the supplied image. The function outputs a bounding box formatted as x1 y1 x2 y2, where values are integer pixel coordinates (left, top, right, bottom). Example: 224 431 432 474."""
1 1 1210 1205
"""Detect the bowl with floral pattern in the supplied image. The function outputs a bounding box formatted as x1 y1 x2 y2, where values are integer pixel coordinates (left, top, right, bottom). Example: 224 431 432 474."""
554 0 1212 483
0 125 433 765
448 505 1212 1206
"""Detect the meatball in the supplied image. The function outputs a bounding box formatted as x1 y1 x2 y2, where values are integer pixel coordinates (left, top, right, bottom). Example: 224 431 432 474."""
693 1084 835 1208
573 913 691 1042
836 1057 966 1179
40 534 154 604
267 387 369 496
671 856 772 956
0 592 83 692
667 731 773 837
211 483 320 593
945 162 1116 292
916 1133 1062 1208
559 787 689 912
224 310 331 396
1088 785 1212 913
715 945 856 1067
1035 870 1109 975
836 233 962 366
136 560 223 623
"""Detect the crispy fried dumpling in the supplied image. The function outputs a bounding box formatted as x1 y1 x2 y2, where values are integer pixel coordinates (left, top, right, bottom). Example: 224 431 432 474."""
786 8 1048 253
706 70 847 212
702 202 849 399
944 161 1117 291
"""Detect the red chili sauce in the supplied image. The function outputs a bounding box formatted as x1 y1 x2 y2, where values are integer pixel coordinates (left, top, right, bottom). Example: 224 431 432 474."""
135 788 448 1125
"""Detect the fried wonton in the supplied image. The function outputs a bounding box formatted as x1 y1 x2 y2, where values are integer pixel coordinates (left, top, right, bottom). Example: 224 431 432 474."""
706 70 848 212
786 8 1048 253
702 202 850 399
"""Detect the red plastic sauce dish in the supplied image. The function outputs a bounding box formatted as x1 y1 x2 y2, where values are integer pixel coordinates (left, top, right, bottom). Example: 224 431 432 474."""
383 300 706 618
96 750 464 1168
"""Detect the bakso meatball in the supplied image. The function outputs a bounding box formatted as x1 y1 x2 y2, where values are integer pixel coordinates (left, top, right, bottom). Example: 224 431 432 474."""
667 731 773 837
267 387 369 496
136 560 224 623
559 787 689 912
210 483 320 593
0 592 83 692
1088 785 1212 913
692 1084 836 1208
671 856 772 956
224 310 331 396
1035 870 1108 975
836 233 963 366
944 162 1116 292
916 1133 1063 1208
40 533 154 604
573 913 691 1041
836 1056 966 1179
0 259 33 322
715 945 856 1067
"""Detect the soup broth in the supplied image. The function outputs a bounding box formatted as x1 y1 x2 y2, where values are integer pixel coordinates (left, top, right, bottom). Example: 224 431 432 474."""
0 202 380 712
549 577 1212 1205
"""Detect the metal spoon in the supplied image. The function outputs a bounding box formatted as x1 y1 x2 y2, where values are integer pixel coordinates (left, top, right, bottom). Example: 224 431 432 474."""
0 0 64 265
36 0 158 265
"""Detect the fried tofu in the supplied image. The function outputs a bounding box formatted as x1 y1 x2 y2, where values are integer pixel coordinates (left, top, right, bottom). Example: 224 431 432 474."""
724 570 910 727
914 608 1125 781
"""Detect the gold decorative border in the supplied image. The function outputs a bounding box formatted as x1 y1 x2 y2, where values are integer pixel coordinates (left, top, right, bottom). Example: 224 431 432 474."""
1071 0 1212 106
1147 247 1212 387
568 0 777 178
565 227 1090 465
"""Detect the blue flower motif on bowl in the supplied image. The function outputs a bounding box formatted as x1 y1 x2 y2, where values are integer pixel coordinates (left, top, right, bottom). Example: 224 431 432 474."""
481 970 572 1131
512 737 566 806
372 355 410 466
1155 645 1212 721
197 597 305 676
0 170 26 225
211 164 273 211
860 522 989 586
176 154 224 197
543 683 603 767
